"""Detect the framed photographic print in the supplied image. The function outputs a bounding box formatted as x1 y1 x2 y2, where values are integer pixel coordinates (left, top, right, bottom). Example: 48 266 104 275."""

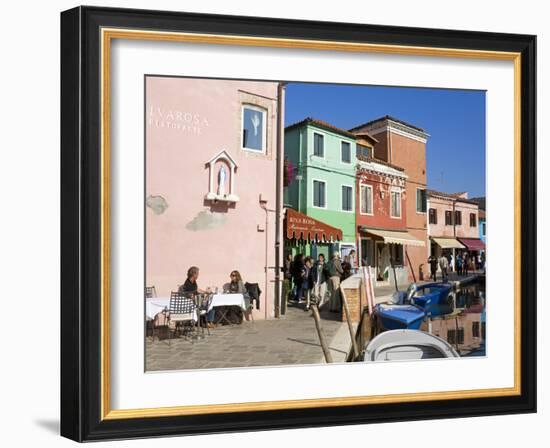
60 6 537 441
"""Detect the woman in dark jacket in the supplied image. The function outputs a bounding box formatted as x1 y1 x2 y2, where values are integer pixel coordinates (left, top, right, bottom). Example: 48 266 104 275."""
292 254 305 303
303 256 315 311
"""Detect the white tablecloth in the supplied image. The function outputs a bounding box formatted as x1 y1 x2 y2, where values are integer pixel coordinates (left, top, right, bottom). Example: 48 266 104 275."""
145 297 170 320
208 293 246 312
146 294 246 320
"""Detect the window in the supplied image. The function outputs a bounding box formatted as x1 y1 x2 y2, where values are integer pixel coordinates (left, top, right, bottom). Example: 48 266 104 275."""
390 191 402 218
313 133 324 157
313 180 326 208
341 185 353 212
470 213 477 227
242 106 266 152
416 188 427 213
356 144 371 159
457 328 465 345
447 328 464 345
341 141 351 163
447 329 456 345
360 184 373 215
455 210 462 225
360 239 374 267
481 222 486 236
472 321 481 338
445 210 453 226
429 208 437 224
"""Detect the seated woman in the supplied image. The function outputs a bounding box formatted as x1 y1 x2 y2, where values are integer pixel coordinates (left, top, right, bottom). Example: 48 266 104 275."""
226 270 245 294
219 270 246 324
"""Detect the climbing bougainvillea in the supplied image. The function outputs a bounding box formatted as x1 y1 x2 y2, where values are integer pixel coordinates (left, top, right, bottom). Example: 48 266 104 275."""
283 158 295 187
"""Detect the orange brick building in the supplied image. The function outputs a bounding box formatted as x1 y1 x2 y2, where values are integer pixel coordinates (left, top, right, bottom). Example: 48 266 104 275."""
350 116 429 282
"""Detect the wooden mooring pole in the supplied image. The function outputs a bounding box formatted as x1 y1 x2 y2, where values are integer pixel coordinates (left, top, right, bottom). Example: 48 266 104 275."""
311 304 333 363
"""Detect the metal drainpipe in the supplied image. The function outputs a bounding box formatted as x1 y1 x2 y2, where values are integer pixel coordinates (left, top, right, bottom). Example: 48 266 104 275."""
273 82 285 319
261 204 272 320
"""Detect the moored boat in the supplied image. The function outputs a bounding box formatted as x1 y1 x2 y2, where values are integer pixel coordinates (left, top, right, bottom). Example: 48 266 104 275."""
410 282 453 316
374 303 426 330
363 329 460 362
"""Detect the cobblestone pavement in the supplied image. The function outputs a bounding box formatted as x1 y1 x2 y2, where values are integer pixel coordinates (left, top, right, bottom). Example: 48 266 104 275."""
146 304 347 371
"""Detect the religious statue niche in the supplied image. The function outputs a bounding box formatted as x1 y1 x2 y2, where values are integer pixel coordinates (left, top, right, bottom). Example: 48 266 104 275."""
204 149 240 203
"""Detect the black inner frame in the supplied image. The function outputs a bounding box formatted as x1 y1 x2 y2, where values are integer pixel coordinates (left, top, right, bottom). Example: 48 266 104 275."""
60 6 536 442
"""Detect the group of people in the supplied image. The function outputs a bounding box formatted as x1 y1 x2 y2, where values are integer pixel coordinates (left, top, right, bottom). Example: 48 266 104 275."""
428 251 486 282
284 250 357 312
455 251 485 276
177 266 245 328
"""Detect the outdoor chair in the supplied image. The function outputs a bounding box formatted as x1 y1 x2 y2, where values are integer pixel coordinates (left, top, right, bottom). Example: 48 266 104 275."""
168 291 197 345
145 285 158 340
243 292 254 322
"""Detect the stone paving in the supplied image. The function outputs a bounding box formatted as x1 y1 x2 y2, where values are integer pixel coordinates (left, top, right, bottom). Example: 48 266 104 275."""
145 303 347 371
145 272 482 372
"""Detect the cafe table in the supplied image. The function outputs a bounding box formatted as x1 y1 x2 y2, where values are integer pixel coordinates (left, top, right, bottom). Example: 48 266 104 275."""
145 297 170 321
208 293 247 325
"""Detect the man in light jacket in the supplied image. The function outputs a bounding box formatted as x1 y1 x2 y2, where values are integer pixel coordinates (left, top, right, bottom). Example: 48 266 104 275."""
312 253 329 308
328 251 343 312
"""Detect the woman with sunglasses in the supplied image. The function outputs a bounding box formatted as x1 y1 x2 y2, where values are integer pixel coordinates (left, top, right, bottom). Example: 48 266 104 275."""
227 270 245 294
217 271 247 325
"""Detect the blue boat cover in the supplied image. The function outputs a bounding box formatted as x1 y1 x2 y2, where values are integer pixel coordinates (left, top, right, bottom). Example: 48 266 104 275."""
376 304 425 326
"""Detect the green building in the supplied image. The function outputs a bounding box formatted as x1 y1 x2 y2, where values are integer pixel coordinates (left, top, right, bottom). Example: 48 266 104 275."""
284 118 357 259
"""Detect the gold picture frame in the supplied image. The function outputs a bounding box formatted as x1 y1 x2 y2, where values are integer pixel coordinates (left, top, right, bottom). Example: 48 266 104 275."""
61 6 536 441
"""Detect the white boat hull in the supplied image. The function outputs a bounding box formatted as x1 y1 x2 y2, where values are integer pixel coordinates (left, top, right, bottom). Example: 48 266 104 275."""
363 329 460 362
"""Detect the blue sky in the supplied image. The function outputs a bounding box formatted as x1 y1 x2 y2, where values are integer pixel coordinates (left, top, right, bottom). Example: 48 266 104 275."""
284 83 486 198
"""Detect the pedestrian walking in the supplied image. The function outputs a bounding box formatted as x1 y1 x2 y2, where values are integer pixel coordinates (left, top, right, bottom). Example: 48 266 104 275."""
470 256 476 273
342 255 352 281
456 253 463 276
428 254 438 282
291 254 305 303
328 251 343 312
283 253 293 304
348 249 357 274
303 256 314 311
439 254 449 282
463 252 470 276
313 253 329 308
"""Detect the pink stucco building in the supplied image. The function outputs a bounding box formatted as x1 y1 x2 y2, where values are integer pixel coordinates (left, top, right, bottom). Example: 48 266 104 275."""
427 190 484 258
146 77 285 319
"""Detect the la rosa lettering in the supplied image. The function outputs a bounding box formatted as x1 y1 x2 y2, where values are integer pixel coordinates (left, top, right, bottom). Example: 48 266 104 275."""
148 106 210 134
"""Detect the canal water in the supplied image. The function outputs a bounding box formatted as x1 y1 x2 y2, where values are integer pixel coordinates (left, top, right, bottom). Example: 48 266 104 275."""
429 278 486 357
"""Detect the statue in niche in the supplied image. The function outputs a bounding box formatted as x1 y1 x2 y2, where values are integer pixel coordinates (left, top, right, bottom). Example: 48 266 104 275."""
217 165 227 196
250 112 260 136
